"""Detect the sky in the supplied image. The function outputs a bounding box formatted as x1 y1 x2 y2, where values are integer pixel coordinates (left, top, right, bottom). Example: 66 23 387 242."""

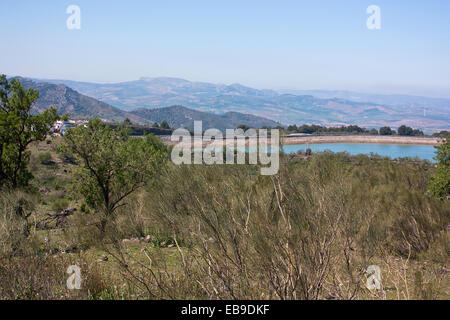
1 0 449 98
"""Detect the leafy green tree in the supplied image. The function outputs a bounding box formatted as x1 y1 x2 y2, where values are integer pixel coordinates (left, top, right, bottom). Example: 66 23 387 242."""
379 126 393 135
160 120 170 129
432 130 449 138
152 122 160 128
346 125 364 134
398 125 414 136
237 124 251 131
122 118 132 127
59 119 168 234
297 124 325 134
0 75 59 189
429 136 450 199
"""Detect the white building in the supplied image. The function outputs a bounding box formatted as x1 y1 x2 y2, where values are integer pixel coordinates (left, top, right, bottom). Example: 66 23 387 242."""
51 120 77 135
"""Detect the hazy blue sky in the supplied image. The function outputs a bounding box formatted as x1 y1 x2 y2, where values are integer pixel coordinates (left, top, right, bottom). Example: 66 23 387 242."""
1 0 449 97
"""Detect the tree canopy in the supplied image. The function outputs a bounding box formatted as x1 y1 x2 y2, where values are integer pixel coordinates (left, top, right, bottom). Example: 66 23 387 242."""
398 125 424 136
58 119 168 233
0 75 59 189
379 126 393 135
160 120 170 129
429 136 450 199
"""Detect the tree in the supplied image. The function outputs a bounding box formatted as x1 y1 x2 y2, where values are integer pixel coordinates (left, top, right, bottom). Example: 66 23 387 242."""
152 122 160 128
122 118 132 126
379 126 393 135
160 120 170 129
432 130 449 138
237 124 251 131
0 75 59 189
305 148 312 156
398 125 414 136
429 136 449 199
346 125 364 134
298 124 324 134
58 119 168 235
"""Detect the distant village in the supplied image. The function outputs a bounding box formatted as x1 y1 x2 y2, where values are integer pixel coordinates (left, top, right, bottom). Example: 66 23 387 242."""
51 119 88 135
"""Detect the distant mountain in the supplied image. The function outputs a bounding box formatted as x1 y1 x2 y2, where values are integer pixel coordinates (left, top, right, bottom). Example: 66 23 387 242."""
130 105 281 131
15 77 143 123
37 77 450 132
39 77 279 112
13 77 279 131
280 89 450 114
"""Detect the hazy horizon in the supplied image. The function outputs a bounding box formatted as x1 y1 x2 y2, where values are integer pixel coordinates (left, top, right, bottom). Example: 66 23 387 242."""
5 74 450 101
1 0 450 98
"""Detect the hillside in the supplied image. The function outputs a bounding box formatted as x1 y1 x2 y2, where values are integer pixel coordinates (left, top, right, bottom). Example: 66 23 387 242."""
38 77 450 132
130 105 281 131
13 77 279 130
16 77 143 123
280 89 450 111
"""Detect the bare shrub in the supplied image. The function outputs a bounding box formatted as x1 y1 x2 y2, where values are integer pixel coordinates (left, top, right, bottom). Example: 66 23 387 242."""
0 255 69 299
106 154 449 300
107 157 380 299
0 190 40 257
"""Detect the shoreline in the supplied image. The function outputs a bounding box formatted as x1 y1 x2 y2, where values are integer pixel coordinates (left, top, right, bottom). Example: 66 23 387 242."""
281 135 441 146
160 135 442 147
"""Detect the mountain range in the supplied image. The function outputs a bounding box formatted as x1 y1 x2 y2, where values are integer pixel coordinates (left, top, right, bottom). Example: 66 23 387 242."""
36 77 450 132
16 77 280 130
17 77 138 122
130 106 280 131
280 89 450 113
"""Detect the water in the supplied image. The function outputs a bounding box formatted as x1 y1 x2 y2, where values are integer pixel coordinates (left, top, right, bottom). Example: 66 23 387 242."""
200 143 437 161
281 143 437 161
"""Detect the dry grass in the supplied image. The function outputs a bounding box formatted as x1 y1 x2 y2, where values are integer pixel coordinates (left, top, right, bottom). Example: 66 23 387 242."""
0 140 448 300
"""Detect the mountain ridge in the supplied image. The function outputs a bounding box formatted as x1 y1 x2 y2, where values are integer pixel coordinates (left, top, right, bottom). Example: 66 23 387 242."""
13 77 280 130
15 77 143 123
32 76 450 132
130 105 280 131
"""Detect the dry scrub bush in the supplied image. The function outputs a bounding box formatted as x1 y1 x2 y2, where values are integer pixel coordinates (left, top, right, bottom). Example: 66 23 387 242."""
0 190 40 258
0 255 71 300
106 159 338 297
378 248 449 300
0 252 126 300
107 154 449 300
356 159 448 257
0 192 75 299
5 152 442 300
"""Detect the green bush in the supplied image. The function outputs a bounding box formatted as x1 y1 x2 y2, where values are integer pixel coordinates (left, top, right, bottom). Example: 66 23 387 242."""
51 198 69 212
429 136 450 199
38 152 53 165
